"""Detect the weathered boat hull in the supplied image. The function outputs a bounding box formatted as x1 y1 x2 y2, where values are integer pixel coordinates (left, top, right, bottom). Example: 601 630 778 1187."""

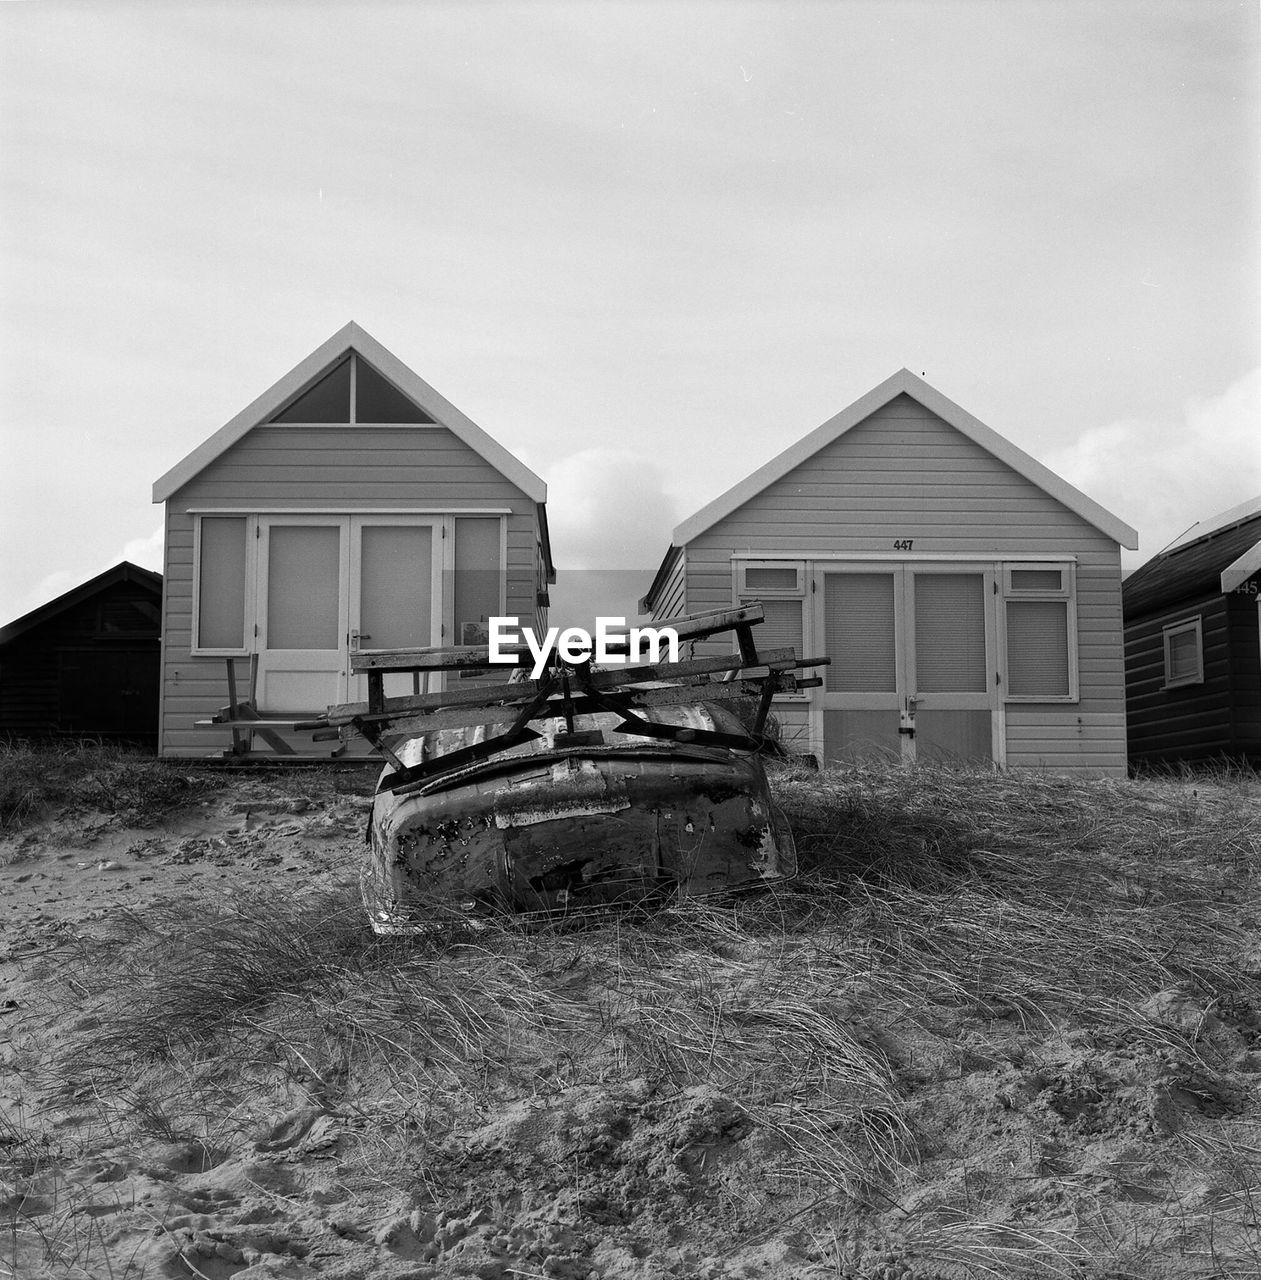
363 705 796 930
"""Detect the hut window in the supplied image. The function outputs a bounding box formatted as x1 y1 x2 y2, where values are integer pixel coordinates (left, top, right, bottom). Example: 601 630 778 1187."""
1162 617 1204 688
454 517 504 647
751 597 805 662
268 354 434 423
1002 562 1076 700
735 561 806 694
737 562 805 596
195 517 248 652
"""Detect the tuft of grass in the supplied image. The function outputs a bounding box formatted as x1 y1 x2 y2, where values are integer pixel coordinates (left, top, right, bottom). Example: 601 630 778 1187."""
0 740 225 830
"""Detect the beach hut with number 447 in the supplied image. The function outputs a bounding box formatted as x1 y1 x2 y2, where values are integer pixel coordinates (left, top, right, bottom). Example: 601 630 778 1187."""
641 369 1138 776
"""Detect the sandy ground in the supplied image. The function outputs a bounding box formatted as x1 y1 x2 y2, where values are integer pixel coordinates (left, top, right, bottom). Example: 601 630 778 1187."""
1 767 1258 1280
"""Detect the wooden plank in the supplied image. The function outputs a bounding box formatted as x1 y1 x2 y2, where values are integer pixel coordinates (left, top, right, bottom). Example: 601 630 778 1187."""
371 675 805 737
197 717 311 729
224 659 246 755
349 603 770 673
312 647 804 727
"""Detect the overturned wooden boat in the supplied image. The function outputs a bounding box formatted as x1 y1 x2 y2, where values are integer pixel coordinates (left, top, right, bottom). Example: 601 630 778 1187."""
299 605 825 931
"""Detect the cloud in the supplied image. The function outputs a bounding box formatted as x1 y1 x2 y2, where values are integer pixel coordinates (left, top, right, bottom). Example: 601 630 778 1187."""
1043 368 1261 568
120 525 165 573
543 448 681 572
2 525 165 625
536 448 682 629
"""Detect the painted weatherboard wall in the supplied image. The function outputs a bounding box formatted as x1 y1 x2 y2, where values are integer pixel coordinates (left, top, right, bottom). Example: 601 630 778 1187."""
671 393 1128 774
159 423 543 757
1125 589 1261 766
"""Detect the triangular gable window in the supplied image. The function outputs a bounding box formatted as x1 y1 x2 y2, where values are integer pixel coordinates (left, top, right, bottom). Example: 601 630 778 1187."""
272 355 351 422
355 358 434 423
269 353 434 424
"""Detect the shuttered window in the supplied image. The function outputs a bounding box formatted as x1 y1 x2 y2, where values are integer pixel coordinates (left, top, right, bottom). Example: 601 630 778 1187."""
1002 562 1076 700
750 597 804 658
195 517 248 652
1162 617 1204 688
1006 601 1070 696
735 560 805 694
454 517 503 647
824 573 897 693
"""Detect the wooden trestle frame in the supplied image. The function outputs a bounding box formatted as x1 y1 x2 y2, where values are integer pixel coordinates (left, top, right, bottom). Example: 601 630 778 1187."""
295 604 827 793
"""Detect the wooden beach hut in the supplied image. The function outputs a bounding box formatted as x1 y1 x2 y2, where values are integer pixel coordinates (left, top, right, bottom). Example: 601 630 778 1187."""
0 562 162 747
642 369 1138 775
1123 497 1261 767
151 322 553 757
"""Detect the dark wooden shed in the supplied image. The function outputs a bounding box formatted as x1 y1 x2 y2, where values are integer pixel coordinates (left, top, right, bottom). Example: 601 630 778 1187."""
1123 499 1261 768
0 562 163 748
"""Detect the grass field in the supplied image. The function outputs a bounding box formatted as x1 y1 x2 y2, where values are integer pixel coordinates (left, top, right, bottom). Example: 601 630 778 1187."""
1 747 1257 1279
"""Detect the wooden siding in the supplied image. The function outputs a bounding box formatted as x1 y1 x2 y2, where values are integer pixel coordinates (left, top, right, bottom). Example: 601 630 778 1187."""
159 424 542 757
668 394 1128 775
1125 589 1261 766
649 548 688 621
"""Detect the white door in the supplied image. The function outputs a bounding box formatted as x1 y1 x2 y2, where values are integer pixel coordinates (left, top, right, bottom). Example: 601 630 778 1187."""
255 516 443 714
256 519 348 713
350 518 443 700
817 564 998 765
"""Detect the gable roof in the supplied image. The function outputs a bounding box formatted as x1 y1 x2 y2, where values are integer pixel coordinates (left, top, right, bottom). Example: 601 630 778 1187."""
0 562 163 647
1123 498 1261 615
152 322 546 505
671 368 1139 549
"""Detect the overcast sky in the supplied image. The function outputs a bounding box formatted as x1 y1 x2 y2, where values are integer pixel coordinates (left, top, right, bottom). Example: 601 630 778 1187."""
2 0 1258 627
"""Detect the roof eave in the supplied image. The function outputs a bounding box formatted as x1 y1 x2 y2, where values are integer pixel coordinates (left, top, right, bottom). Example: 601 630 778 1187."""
1222 540 1261 593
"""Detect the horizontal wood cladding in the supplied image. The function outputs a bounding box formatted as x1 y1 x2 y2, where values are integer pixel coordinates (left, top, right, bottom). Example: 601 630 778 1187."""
172 426 530 509
1125 591 1259 763
695 409 1108 552
649 551 687 620
1005 708 1127 774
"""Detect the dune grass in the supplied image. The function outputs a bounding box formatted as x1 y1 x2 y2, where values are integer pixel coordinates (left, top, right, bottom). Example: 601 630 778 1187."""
0 740 228 831
7 760 1260 1278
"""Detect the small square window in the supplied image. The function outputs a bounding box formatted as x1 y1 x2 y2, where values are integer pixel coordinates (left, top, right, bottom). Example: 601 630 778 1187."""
1162 617 1204 688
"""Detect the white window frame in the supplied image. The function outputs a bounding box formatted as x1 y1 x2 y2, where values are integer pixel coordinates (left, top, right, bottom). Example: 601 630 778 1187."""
1162 616 1204 689
192 515 254 657
733 559 807 700
736 561 807 597
1000 560 1079 703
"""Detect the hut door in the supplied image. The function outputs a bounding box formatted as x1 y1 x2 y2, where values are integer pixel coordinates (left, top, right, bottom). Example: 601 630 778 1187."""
349 518 443 700
255 519 348 713
906 568 997 764
818 565 997 765
255 517 444 713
